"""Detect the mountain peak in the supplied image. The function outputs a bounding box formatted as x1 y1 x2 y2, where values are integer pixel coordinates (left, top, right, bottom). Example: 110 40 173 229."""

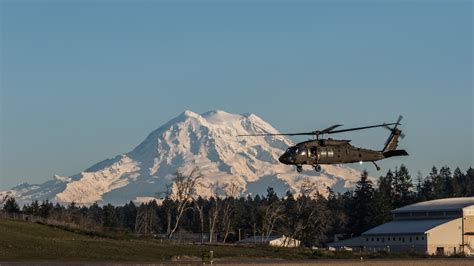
201 109 230 116
180 110 200 118
2 110 365 205
201 110 242 124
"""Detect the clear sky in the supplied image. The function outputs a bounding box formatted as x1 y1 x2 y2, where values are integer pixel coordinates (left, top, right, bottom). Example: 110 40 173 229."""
1 0 472 190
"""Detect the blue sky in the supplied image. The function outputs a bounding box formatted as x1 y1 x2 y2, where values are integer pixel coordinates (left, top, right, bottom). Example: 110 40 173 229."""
1 0 472 189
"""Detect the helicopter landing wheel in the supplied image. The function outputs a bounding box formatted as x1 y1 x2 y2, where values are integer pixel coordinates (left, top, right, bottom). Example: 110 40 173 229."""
313 164 322 172
371 161 381 171
296 165 303 173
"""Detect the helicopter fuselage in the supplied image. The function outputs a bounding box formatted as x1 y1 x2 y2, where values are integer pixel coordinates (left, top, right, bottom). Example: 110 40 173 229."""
278 139 385 170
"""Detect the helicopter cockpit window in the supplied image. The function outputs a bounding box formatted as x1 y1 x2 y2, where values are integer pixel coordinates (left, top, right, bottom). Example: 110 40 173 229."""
287 147 298 156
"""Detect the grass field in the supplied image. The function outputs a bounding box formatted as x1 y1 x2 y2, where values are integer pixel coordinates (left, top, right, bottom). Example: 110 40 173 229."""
1 218 473 265
0 218 313 262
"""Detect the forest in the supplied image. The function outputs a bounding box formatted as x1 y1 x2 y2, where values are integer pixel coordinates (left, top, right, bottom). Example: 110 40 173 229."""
2 165 474 248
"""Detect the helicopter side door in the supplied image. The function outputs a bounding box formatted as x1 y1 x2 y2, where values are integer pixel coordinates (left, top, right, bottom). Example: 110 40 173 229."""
318 148 326 163
308 146 317 163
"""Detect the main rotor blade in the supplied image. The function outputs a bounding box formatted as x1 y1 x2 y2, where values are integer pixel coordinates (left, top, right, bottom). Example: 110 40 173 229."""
319 124 343 134
237 132 315 137
326 123 398 135
238 121 399 137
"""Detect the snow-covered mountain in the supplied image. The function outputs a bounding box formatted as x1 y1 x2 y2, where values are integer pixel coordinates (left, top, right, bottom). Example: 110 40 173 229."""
1 110 365 205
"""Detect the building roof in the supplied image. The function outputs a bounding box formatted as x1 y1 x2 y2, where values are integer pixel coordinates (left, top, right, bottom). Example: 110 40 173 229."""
362 219 454 235
392 197 474 213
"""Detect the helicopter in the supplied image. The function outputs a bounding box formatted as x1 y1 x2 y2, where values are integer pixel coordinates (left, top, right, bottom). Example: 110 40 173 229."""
239 116 408 173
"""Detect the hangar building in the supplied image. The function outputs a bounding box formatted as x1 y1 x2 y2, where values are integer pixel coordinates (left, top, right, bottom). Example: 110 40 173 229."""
329 197 474 255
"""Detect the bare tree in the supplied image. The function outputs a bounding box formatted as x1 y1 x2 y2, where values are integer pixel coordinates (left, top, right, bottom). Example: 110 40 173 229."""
259 187 285 243
281 177 320 246
207 182 220 243
221 182 240 243
193 197 206 243
261 200 285 242
166 168 203 239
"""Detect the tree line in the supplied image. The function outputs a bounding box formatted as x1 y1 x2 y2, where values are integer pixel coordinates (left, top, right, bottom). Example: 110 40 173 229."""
2 165 473 247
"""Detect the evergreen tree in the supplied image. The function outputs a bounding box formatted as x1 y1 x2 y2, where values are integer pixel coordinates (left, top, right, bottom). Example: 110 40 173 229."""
393 165 413 208
430 166 444 199
265 187 279 203
326 188 349 239
103 204 119 228
372 170 394 225
280 191 297 238
466 167 474 196
39 200 53 218
3 197 20 213
232 196 254 241
121 201 137 230
29 200 40 216
66 202 82 224
440 166 453 197
49 203 64 221
87 202 103 226
452 167 466 196
418 172 434 201
348 170 375 235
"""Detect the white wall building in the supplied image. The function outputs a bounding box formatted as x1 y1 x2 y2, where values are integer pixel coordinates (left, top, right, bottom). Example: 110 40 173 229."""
329 197 474 255
237 235 301 248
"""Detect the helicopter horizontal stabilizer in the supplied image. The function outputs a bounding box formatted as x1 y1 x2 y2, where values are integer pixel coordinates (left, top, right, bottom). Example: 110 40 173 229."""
382 149 409 158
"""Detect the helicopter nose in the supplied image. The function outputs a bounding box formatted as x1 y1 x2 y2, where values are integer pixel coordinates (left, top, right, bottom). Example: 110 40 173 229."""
279 154 290 164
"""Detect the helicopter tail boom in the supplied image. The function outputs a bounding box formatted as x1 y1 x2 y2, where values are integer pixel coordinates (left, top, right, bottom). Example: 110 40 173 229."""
382 130 401 152
383 149 409 158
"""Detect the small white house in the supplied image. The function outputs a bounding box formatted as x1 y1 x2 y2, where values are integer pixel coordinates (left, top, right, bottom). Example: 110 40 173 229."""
237 235 301 247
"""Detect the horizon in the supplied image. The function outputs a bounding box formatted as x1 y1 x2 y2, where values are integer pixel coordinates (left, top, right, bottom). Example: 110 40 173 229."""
1 1 473 190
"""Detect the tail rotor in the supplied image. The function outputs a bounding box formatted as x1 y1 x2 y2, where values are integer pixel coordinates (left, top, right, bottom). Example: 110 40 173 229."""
384 115 405 138
382 115 405 152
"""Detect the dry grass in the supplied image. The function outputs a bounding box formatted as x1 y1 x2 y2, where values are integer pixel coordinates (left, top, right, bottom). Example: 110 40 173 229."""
219 260 473 266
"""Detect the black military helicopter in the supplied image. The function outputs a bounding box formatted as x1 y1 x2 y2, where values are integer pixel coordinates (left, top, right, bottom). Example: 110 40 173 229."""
239 116 408 173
